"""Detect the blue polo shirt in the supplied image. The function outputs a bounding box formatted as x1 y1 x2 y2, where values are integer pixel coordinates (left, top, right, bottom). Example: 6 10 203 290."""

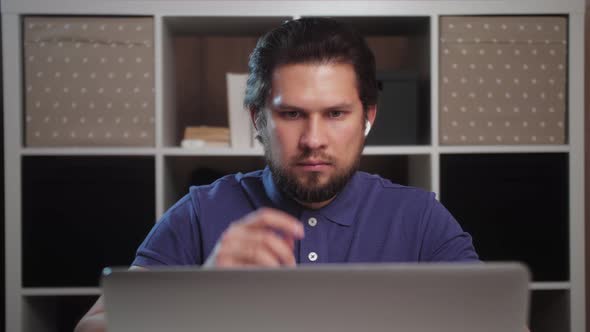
132 167 478 267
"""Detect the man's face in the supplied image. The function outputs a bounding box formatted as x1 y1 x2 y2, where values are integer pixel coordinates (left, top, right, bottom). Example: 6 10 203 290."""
255 62 376 206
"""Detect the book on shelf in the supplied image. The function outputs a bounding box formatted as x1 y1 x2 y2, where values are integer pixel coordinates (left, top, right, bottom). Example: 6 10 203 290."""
226 72 256 148
181 126 230 148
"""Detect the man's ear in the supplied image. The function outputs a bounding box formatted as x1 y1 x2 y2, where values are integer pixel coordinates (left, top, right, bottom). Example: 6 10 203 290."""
249 108 258 130
366 105 377 128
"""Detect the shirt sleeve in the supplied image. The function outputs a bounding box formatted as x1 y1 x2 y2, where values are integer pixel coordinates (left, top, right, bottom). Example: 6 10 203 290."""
132 194 203 267
419 193 480 262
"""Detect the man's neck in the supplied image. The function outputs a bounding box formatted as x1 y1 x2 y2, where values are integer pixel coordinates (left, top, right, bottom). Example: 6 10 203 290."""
293 195 336 210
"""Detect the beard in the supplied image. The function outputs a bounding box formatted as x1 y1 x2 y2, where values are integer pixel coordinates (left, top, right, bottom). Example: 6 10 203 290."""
263 140 363 204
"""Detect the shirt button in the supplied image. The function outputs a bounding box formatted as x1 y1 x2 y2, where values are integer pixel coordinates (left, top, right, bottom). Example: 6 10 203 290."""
308 252 318 262
308 217 317 227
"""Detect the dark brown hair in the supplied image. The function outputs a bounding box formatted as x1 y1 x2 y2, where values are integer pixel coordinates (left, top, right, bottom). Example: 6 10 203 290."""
244 17 377 116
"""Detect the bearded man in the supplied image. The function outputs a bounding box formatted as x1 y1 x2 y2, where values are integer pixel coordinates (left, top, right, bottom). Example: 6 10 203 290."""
75 17 478 332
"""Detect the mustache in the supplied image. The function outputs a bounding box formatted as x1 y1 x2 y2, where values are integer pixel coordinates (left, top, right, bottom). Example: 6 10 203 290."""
291 149 335 164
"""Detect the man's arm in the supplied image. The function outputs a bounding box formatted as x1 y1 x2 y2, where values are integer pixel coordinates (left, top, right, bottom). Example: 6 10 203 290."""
75 207 303 331
204 208 304 267
419 193 479 261
74 266 147 332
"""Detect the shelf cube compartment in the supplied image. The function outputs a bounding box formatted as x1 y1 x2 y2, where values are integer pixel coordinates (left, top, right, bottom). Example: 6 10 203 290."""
23 295 98 332
22 156 156 287
161 17 289 147
529 290 570 332
330 17 431 146
23 17 156 147
439 16 567 145
440 153 569 281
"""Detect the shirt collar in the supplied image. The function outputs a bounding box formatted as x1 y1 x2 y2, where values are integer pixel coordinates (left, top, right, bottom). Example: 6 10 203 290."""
262 166 302 218
316 172 360 227
262 166 361 227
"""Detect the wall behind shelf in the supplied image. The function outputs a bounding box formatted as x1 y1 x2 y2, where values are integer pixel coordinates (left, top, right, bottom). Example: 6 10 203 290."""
174 36 257 144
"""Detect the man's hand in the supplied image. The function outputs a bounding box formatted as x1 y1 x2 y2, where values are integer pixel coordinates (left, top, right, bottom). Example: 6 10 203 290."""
204 208 304 267
74 266 147 332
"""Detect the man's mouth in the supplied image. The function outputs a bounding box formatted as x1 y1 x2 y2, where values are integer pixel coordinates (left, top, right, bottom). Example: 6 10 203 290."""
296 160 332 171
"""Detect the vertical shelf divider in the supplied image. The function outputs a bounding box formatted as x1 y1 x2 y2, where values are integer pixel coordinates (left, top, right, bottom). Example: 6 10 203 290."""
430 13 440 149
154 14 164 150
567 11 586 332
156 153 165 221
431 152 441 198
154 14 166 220
430 14 441 198
3 13 23 332
160 16 177 148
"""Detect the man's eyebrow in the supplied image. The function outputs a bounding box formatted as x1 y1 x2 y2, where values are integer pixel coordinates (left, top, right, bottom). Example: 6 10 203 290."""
273 103 305 111
324 103 354 110
273 103 354 111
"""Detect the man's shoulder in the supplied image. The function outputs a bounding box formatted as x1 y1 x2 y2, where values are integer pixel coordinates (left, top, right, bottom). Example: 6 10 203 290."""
355 171 433 199
187 169 265 199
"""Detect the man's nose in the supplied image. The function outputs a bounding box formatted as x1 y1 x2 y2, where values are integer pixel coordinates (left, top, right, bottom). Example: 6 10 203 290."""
299 117 327 150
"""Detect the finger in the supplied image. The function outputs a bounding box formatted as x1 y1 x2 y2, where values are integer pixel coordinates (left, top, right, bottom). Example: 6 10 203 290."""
286 237 295 251
258 230 297 266
228 228 295 267
244 208 304 239
218 226 283 267
214 228 258 267
241 234 282 267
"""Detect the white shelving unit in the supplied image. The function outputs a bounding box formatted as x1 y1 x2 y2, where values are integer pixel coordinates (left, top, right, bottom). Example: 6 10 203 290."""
2 1 585 332
20 288 102 297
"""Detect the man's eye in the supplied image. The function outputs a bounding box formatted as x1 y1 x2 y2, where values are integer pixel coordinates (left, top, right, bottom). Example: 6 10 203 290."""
328 111 343 118
282 111 300 119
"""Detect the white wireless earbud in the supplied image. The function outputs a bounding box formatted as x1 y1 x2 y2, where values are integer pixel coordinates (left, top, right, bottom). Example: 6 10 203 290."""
364 120 372 137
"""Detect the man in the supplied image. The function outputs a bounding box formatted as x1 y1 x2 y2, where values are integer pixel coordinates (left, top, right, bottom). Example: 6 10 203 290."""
75 17 478 331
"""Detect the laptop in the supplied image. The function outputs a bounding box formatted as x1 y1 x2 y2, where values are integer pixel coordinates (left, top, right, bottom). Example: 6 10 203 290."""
102 263 530 332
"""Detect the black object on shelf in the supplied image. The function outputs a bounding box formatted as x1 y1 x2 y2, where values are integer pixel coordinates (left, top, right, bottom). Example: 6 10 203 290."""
440 153 569 281
189 168 225 187
359 155 410 186
22 157 155 287
366 71 426 146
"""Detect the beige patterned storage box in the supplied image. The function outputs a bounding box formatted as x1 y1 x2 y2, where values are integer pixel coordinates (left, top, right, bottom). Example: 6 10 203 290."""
440 16 567 145
24 17 155 146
